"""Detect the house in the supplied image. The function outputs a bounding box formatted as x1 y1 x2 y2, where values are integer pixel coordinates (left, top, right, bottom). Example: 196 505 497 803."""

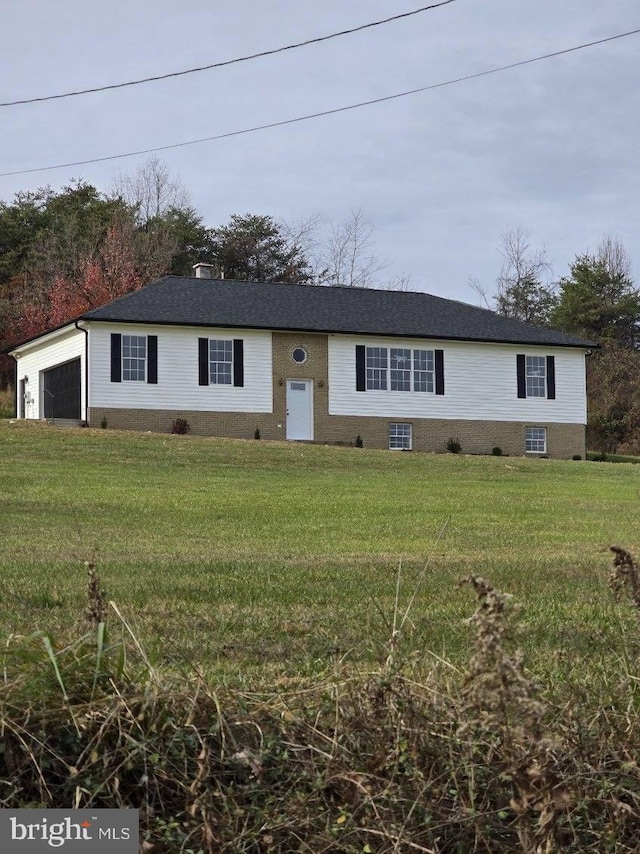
8 265 595 458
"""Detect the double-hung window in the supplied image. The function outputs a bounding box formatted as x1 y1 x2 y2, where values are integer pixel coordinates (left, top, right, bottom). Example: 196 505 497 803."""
390 348 411 391
413 349 434 392
198 337 244 387
526 356 546 397
209 339 233 384
517 354 556 400
364 347 437 392
110 333 157 384
526 427 547 454
366 347 388 390
389 423 412 450
122 335 147 381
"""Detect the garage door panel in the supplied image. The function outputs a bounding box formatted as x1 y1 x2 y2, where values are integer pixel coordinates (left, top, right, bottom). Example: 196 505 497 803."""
43 358 81 420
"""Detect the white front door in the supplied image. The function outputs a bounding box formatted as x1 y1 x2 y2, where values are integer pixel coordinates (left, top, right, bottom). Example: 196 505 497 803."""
286 379 313 440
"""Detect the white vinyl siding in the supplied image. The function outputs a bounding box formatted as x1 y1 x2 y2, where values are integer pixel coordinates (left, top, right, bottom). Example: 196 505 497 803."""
10 325 85 420
329 335 587 424
90 324 272 412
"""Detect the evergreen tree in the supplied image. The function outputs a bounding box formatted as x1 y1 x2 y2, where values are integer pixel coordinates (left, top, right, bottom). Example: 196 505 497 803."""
551 239 640 348
211 214 311 283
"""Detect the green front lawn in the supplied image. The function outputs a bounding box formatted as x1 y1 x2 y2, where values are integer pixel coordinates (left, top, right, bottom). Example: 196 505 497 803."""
1 420 638 684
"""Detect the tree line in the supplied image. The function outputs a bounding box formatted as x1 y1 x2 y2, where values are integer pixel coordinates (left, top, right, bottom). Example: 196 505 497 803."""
1 160 638 452
0 158 408 385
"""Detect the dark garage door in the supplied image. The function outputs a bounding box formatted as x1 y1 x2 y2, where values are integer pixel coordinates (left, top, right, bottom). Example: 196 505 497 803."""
43 358 81 420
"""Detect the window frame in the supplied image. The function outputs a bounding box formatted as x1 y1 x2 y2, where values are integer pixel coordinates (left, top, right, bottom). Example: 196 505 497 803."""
413 348 435 393
366 346 388 390
525 355 546 398
525 426 547 454
389 422 412 451
208 339 233 385
121 334 147 382
365 346 435 393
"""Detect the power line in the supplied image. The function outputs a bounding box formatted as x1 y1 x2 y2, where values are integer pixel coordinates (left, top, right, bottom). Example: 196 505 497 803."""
0 1 458 108
2 27 638 179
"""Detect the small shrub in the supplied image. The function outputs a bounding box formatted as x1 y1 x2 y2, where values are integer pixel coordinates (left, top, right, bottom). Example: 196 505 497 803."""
171 418 190 435
572 454 582 460
355 434 363 448
254 428 261 440
100 417 108 429
491 446 502 456
446 436 462 454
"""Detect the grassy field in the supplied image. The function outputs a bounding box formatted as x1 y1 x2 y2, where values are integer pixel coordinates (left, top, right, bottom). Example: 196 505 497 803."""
1 418 638 686
4 419 640 850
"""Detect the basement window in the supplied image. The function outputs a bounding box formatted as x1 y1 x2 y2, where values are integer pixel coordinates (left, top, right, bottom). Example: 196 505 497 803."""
389 423 412 451
525 427 547 454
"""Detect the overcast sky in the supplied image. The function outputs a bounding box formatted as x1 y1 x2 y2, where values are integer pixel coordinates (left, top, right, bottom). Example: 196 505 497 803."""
1 1 638 303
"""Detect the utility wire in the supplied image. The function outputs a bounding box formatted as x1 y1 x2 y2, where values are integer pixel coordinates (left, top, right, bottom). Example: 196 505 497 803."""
1 27 638 178
0 1 458 107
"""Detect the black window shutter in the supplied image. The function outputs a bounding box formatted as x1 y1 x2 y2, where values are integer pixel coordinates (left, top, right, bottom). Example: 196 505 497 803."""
198 338 209 386
355 345 366 391
435 349 445 395
147 335 158 384
110 333 122 383
516 354 526 398
233 339 244 387
546 355 555 400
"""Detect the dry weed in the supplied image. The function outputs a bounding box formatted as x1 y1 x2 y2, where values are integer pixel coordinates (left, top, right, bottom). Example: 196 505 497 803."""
0 559 639 851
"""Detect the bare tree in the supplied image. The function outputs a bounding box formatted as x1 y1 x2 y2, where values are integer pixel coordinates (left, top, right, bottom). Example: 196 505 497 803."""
111 156 191 224
467 275 491 309
323 208 386 287
493 225 556 325
279 213 328 284
597 234 633 281
383 271 413 292
281 208 411 289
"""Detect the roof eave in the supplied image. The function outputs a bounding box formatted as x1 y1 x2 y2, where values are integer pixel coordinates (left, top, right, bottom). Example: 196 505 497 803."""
5 319 84 355
81 317 596 349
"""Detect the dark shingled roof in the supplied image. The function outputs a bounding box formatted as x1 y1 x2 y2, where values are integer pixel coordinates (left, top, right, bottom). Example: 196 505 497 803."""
82 276 595 348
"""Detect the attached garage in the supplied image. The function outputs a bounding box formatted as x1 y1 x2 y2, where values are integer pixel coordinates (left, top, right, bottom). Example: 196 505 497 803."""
42 358 81 420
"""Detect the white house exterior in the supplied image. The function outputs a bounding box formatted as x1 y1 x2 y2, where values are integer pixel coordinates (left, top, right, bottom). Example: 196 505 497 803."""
8 273 594 458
